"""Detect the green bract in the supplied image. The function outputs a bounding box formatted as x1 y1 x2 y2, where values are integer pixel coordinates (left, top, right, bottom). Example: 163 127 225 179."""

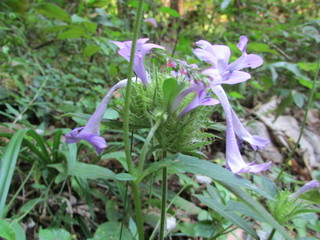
127 73 217 156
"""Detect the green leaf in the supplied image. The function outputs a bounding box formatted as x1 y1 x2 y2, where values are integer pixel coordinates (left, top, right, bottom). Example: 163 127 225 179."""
93 222 133 240
83 45 101 57
195 193 259 239
0 129 27 217
223 183 293 240
36 3 71 22
0 219 16 240
224 200 264 222
142 154 273 199
247 42 278 54
39 228 72 240
58 28 90 40
19 198 44 215
274 93 293 121
11 222 26 240
298 78 313 89
159 6 180 17
293 91 305 108
297 62 318 73
260 176 279 198
115 173 136 181
69 162 115 180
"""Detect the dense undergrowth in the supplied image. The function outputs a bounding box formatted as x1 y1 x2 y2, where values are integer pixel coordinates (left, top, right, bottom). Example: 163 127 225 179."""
0 0 319 239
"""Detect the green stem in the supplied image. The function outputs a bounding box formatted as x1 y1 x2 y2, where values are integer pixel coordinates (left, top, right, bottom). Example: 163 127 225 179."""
268 228 276 240
159 153 168 240
138 119 162 174
122 1 145 239
275 59 319 183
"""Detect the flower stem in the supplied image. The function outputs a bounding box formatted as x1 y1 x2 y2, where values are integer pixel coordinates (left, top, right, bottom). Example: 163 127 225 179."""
122 0 145 239
159 151 168 240
267 228 276 240
275 59 319 183
138 118 162 174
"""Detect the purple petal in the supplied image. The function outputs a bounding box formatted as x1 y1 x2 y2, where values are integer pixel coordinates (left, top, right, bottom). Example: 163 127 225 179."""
290 180 320 198
231 109 269 150
133 61 148 85
178 89 219 118
66 80 127 154
222 70 251 84
237 35 248 54
227 54 263 71
111 39 165 86
141 43 165 57
212 85 271 174
194 48 216 65
144 18 158 27
195 42 230 71
171 84 203 113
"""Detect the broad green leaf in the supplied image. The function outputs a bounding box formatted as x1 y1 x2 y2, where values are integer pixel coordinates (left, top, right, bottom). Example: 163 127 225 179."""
195 193 259 239
297 62 318 73
0 219 15 240
11 222 26 240
247 42 278 54
268 62 310 81
229 91 244 99
83 45 101 57
298 78 313 89
58 28 90 40
19 198 44 215
0 129 27 217
159 6 180 17
36 3 71 22
274 93 293 121
224 200 264 222
223 183 293 240
115 173 136 181
70 162 115 180
293 92 305 108
260 176 279 198
93 222 133 240
127 1 149 10
142 154 273 199
39 228 72 240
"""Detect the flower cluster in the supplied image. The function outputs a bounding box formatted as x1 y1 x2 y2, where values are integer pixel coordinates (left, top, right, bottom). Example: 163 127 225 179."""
66 36 272 174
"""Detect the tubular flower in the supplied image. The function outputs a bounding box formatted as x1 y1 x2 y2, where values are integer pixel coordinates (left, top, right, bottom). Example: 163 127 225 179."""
194 36 270 174
65 80 128 154
195 36 263 85
212 85 271 173
111 38 165 86
290 180 320 198
143 18 158 28
178 89 219 118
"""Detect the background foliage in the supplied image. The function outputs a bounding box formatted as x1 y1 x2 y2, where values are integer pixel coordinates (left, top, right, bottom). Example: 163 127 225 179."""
0 0 319 239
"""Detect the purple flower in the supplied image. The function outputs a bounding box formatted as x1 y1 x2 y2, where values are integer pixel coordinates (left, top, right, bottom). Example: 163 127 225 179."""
65 80 127 154
144 18 158 28
195 35 263 85
212 85 271 174
231 108 270 150
178 89 219 118
192 36 270 174
111 38 165 86
290 180 320 198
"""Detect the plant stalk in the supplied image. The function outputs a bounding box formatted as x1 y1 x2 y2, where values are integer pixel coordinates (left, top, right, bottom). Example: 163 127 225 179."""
122 0 145 239
138 118 162 174
159 156 168 240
